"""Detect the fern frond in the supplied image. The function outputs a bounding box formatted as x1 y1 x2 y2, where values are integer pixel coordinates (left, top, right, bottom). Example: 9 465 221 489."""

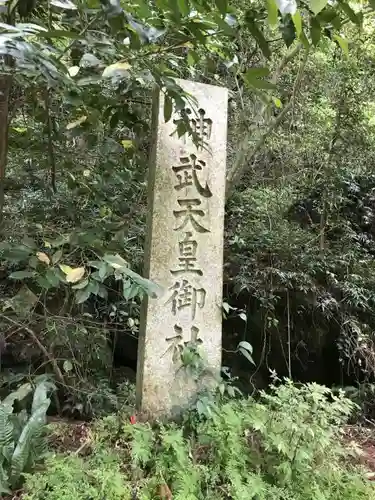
10 401 49 484
0 404 15 450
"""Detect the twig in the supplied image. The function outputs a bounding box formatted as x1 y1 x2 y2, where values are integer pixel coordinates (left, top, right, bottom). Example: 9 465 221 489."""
0 314 66 386
44 88 57 192
226 45 309 199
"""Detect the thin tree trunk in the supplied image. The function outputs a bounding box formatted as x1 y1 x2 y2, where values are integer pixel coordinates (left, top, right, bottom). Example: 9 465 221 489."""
44 88 57 193
225 47 309 200
0 69 12 230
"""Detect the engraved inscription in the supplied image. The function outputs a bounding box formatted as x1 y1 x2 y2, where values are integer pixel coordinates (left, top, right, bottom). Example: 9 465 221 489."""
166 324 203 350
173 199 209 234
173 107 213 150
170 231 203 276
165 279 206 320
191 108 213 145
173 154 212 198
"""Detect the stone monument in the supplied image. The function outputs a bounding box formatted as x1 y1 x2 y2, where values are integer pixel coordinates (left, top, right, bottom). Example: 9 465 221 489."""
136 79 228 417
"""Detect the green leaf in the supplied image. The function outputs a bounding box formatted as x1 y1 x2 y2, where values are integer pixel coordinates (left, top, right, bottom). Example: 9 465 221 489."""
45 269 61 287
22 236 36 249
75 286 91 304
63 360 73 372
164 94 173 123
333 34 349 56
239 347 255 365
281 17 296 47
103 253 128 269
310 17 321 45
9 270 34 280
51 249 63 265
246 19 271 59
72 278 89 289
177 0 189 16
272 96 283 108
338 0 360 24
310 0 328 15
238 341 253 354
267 0 278 26
187 50 199 66
244 67 270 78
292 12 302 37
215 0 227 16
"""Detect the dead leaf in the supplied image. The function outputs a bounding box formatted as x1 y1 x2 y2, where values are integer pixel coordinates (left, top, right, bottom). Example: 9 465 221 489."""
66 267 85 283
66 115 87 130
36 252 50 265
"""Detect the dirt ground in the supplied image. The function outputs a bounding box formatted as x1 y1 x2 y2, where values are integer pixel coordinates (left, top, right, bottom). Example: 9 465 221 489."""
343 424 375 480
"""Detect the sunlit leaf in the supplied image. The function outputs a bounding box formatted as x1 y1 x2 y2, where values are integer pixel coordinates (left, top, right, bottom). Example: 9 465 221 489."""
267 0 278 26
275 0 297 15
292 12 302 37
50 0 77 9
65 267 85 283
334 33 349 56
102 62 131 78
66 116 87 130
238 340 253 354
310 0 328 15
59 264 73 274
121 139 134 149
36 252 50 265
68 66 80 77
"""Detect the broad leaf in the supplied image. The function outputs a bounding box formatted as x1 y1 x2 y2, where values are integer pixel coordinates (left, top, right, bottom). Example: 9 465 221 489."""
9 270 34 279
50 0 77 9
36 252 50 265
267 0 278 26
65 267 85 283
310 0 328 15
164 94 173 123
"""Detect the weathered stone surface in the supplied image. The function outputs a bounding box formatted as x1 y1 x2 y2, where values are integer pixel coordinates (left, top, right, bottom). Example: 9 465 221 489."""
136 79 228 417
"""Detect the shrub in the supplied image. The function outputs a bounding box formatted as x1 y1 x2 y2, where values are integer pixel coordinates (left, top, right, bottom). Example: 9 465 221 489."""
23 381 374 500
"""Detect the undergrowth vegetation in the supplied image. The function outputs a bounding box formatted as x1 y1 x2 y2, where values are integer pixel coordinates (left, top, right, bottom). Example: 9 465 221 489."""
22 381 374 500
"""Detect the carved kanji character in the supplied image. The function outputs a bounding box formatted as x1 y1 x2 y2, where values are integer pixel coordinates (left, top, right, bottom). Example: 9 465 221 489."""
170 232 203 276
166 279 206 319
173 199 209 234
173 154 212 198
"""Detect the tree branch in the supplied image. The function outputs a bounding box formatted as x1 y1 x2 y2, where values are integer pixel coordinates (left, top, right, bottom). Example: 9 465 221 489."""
225 45 308 200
